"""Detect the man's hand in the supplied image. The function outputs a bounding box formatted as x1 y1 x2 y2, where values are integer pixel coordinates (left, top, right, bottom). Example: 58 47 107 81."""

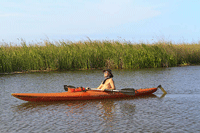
101 88 106 91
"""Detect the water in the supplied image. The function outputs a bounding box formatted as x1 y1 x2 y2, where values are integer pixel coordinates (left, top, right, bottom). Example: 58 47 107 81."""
1 66 200 132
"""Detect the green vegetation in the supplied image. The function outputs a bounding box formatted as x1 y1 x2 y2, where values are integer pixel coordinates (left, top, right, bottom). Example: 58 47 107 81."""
0 40 200 73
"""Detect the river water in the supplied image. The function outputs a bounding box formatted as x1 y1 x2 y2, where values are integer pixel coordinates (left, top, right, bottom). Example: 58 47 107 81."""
1 66 200 133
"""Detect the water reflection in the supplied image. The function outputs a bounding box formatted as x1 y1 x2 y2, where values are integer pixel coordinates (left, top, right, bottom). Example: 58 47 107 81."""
120 102 136 114
13 101 88 113
159 93 167 99
13 94 161 114
100 100 115 117
14 101 69 110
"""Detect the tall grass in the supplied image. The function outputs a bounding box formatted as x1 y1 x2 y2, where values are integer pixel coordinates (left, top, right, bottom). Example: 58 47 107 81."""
0 40 200 73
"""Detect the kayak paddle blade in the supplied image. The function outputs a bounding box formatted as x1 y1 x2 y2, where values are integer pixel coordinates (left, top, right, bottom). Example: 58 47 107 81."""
104 88 135 96
121 88 135 96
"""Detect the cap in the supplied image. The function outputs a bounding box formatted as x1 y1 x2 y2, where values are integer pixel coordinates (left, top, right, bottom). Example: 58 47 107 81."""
103 69 113 78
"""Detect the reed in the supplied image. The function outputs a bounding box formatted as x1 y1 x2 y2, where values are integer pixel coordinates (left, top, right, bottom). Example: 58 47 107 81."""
0 40 200 73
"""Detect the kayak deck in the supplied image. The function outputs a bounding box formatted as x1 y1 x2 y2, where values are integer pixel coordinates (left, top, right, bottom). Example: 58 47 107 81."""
11 87 157 102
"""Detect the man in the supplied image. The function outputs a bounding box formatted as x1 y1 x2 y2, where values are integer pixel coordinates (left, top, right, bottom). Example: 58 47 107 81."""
96 69 116 91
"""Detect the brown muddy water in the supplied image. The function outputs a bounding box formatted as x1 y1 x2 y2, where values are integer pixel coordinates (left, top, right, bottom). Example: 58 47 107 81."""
1 66 200 133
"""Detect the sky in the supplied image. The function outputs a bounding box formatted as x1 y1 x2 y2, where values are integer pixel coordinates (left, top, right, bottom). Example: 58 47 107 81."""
0 0 200 44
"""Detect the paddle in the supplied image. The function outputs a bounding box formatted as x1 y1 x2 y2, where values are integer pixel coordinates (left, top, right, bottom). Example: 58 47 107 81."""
64 85 166 96
64 85 135 95
104 88 135 96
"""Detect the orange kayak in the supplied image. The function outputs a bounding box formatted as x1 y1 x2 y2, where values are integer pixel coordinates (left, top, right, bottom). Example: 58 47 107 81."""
11 87 158 102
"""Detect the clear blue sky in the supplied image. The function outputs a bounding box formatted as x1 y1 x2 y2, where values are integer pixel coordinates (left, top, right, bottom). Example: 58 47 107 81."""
0 0 200 44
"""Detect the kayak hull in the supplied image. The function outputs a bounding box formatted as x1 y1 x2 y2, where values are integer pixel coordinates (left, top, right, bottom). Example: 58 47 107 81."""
11 87 157 102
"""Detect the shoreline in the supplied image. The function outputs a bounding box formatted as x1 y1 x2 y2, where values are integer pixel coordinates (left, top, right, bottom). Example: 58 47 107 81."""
1 63 198 75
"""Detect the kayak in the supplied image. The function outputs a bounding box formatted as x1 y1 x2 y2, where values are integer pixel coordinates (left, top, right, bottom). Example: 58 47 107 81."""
11 87 159 102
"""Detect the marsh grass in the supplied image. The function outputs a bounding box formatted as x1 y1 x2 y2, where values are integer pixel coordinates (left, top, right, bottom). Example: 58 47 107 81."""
0 40 200 73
